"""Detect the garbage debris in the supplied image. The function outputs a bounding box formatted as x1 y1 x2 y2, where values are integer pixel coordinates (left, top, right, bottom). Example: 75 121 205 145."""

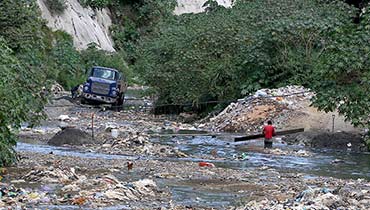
23 166 79 183
50 83 65 95
266 148 312 157
3 164 162 208
58 115 71 121
88 132 186 158
331 159 345 164
10 88 369 209
203 86 314 133
198 162 215 167
242 182 370 209
233 153 249 160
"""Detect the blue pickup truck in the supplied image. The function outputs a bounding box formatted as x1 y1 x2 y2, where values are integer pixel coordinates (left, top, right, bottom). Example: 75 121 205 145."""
81 66 127 106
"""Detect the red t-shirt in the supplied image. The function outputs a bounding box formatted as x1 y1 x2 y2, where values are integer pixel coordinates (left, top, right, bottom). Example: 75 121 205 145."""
263 125 275 139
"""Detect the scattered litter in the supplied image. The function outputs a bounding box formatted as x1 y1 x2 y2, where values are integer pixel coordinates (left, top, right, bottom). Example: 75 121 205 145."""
233 153 249 160
58 115 71 121
198 162 215 167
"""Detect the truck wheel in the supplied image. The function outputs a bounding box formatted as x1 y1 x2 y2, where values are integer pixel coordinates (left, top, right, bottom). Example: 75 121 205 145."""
114 94 124 111
81 98 87 105
117 94 125 106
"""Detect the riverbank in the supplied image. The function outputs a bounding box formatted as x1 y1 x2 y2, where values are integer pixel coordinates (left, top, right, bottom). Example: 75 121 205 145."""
1 92 369 209
2 148 370 209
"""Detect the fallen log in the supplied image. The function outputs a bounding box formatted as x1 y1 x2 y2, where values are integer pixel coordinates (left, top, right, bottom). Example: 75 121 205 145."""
234 128 304 142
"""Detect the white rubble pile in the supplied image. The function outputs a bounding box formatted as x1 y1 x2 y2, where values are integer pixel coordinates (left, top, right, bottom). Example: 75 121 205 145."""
205 86 314 133
12 165 161 207
50 83 65 94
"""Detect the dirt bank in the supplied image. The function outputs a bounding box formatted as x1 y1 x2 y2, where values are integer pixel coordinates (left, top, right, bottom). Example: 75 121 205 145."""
284 131 368 152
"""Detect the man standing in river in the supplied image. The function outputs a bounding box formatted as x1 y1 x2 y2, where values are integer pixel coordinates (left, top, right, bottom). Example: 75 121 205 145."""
263 120 275 148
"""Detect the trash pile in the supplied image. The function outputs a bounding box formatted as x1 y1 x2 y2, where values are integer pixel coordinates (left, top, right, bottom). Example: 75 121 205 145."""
261 148 312 157
0 184 55 208
1 165 162 208
242 179 370 210
23 165 79 183
92 132 188 158
50 83 65 95
204 86 314 133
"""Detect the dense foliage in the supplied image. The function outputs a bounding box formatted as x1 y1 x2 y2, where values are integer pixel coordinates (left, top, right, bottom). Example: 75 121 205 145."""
0 0 47 165
0 0 132 166
80 0 111 8
109 0 177 61
136 0 354 102
312 4 370 146
135 0 370 142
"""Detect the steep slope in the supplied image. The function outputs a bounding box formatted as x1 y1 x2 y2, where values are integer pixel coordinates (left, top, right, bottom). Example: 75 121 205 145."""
36 0 234 51
37 0 115 52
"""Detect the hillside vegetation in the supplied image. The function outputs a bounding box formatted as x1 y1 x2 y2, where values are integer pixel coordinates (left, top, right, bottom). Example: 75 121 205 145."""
135 0 370 144
0 0 369 165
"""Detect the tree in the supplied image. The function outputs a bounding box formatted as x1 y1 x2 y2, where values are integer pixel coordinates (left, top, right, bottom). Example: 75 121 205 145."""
0 38 46 166
135 0 353 105
0 0 47 166
311 3 370 147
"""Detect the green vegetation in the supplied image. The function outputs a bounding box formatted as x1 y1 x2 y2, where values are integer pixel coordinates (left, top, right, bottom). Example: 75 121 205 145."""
136 0 354 103
80 0 111 8
135 0 369 136
109 0 177 60
0 0 47 165
0 0 132 166
45 0 67 15
80 44 132 83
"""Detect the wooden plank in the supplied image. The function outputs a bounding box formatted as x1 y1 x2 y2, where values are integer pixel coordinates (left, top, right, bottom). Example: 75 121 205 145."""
234 128 304 142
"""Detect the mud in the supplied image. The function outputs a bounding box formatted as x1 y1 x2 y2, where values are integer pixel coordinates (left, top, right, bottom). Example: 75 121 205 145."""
48 128 95 146
284 131 367 151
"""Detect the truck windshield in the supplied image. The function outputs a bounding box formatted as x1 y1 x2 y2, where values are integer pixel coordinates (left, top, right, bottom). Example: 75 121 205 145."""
91 68 116 80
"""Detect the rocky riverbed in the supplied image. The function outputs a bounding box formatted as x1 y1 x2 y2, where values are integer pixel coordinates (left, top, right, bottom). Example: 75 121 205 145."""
1 90 369 209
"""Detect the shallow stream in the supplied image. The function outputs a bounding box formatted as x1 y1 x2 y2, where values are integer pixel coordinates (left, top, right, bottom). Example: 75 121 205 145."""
15 134 370 208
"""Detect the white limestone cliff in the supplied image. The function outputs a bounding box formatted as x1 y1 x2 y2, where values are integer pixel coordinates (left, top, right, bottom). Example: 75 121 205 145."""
37 0 234 51
37 0 115 52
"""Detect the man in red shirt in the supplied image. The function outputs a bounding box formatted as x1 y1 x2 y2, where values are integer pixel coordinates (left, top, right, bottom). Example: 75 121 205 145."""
263 120 275 148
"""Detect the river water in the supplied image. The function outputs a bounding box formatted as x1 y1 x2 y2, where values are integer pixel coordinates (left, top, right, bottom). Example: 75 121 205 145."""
15 134 370 208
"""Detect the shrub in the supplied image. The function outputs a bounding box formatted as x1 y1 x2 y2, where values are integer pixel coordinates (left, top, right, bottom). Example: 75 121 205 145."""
80 0 110 9
45 0 67 15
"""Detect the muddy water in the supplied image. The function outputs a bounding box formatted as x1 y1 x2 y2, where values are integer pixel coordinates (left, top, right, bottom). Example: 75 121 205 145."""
15 135 370 208
152 135 370 180
16 142 137 160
